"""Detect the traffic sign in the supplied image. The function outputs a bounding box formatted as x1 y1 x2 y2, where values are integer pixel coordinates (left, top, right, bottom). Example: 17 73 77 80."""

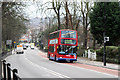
6 40 12 45
104 37 109 43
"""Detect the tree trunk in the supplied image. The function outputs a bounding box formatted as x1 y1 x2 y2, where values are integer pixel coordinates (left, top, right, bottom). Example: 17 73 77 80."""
93 38 96 50
52 1 61 30
82 12 87 49
83 27 88 49
65 2 68 29
75 19 80 30
64 1 73 30
57 11 60 30
69 14 73 30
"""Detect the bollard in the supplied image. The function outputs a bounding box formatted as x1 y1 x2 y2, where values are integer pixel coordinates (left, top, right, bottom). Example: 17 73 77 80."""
3 60 6 80
7 63 11 80
13 69 18 80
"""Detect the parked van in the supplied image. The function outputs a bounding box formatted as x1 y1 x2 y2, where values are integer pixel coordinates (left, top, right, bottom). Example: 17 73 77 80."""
16 45 24 54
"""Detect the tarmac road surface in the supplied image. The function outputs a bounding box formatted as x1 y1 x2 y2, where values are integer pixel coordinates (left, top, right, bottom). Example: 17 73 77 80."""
5 47 118 79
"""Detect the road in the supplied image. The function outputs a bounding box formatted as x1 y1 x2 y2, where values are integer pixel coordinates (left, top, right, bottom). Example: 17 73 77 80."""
5 47 118 79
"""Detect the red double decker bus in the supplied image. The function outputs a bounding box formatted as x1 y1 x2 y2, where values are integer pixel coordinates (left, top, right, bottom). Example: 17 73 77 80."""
48 29 78 62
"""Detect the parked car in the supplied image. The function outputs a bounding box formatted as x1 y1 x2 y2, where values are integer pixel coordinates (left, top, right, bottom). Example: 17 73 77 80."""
30 43 35 49
25 43 30 48
23 44 27 50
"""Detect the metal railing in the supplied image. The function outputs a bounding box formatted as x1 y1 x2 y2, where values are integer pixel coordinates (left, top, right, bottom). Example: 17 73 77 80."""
2 60 22 80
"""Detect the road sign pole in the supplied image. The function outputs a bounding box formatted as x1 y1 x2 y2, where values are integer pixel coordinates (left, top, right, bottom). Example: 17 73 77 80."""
14 43 15 51
14 41 16 51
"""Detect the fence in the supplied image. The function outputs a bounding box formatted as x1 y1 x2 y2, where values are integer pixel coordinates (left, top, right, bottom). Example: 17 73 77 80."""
2 60 22 80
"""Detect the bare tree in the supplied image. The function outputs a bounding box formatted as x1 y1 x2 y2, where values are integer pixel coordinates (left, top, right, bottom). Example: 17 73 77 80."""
52 0 62 30
64 1 73 29
64 1 93 49
80 2 92 49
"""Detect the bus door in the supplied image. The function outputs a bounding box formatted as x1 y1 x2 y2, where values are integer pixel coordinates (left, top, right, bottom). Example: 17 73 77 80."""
54 44 55 52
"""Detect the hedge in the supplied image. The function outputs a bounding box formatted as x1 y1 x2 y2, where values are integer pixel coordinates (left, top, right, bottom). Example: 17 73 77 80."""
96 46 120 64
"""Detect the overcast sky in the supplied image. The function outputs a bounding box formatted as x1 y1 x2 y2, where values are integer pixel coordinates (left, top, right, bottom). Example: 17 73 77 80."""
24 2 38 19
24 0 84 19
24 0 54 19
24 0 120 19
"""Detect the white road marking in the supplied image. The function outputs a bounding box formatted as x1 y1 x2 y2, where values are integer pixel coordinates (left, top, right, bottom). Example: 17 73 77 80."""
23 54 71 78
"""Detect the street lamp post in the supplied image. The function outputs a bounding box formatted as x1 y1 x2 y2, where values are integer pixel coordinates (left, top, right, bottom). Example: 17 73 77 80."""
103 34 109 66
103 32 106 66
103 2 107 66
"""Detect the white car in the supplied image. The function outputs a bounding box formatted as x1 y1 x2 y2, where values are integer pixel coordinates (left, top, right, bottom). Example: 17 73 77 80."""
30 43 35 49
31 46 34 49
25 43 30 48
23 44 27 50
16 45 24 54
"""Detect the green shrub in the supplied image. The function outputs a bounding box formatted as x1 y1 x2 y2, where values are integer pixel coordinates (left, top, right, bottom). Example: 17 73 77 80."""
36 44 40 47
77 48 85 57
96 48 103 62
118 46 120 64
90 49 95 53
96 46 119 64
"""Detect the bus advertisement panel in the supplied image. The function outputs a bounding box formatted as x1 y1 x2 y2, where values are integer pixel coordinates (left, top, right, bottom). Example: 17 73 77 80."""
48 29 78 62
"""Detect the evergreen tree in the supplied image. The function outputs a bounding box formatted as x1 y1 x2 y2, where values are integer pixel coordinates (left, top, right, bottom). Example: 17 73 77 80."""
90 2 120 46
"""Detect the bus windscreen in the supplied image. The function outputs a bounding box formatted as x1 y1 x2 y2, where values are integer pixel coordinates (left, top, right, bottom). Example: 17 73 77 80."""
58 45 77 54
61 31 76 38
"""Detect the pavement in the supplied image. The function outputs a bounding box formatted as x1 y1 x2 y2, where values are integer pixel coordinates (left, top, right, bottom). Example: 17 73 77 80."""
77 57 119 70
